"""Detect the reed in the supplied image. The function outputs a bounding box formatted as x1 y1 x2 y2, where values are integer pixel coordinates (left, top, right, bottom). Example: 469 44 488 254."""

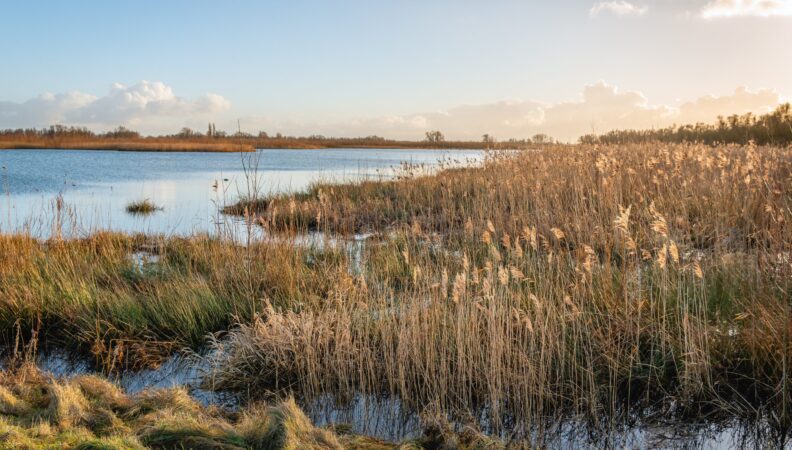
212 143 792 439
0 142 790 444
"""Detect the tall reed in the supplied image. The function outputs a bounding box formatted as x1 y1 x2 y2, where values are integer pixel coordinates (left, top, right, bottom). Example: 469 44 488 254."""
210 143 792 439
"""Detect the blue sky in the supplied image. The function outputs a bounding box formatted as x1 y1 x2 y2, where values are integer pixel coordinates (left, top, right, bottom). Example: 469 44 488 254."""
1 0 791 140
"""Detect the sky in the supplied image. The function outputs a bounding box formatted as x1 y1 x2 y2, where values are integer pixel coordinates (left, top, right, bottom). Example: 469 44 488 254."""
1 0 791 141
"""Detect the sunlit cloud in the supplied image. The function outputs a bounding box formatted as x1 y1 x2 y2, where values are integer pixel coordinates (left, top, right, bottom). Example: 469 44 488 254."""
0 81 230 131
237 82 781 143
589 1 648 17
0 81 784 143
700 0 792 18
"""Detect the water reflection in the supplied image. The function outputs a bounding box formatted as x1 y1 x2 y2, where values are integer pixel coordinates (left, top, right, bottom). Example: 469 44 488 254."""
0 148 484 237
2 347 788 448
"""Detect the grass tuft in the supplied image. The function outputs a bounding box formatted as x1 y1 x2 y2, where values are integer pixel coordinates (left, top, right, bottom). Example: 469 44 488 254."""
125 199 163 215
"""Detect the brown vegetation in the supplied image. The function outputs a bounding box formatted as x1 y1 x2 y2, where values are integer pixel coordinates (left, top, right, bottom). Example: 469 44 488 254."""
0 363 505 449
0 142 790 445
0 233 350 369
0 138 254 153
0 125 530 152
215 143 792 438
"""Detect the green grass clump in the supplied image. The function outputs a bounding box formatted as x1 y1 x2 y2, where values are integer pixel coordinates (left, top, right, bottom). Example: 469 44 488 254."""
0 232 351 368
125 199 163 215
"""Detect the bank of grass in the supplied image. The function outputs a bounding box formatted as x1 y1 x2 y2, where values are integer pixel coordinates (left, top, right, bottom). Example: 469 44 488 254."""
213 143 792 436
0 363 502 449
0 233 351 368
0 139 254 152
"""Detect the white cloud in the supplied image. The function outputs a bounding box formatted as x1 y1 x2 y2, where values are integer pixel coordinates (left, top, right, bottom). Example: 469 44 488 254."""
234 82 781 143
0 81 783 142
590 1 648 17
0 81 230 131
676 86 779 122
700 0 792 18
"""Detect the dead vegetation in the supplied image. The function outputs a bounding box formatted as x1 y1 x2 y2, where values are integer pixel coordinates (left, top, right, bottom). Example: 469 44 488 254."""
0 364 503 449
1 143 790 445
213 143 792 438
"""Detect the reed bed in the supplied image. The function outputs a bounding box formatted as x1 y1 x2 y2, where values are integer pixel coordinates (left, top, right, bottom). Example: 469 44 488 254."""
0 142 789 444
211 143 792 439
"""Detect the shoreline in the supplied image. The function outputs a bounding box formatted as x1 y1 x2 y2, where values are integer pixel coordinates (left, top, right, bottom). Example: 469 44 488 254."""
0 141 255 153
0 143 494 152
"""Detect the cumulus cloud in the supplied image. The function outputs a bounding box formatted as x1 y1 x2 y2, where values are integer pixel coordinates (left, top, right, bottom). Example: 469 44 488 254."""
590 1 648 17
676 86 779 122
244 82 779 142
1 80 783 142
700 0 792 18
0 81 230 131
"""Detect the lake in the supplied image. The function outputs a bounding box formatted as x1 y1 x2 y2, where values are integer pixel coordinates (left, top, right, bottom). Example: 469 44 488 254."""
0 148 483 237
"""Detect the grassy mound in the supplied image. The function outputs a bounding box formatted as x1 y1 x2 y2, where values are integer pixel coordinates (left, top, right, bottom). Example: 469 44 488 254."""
125 200 163 215
0 365 497 449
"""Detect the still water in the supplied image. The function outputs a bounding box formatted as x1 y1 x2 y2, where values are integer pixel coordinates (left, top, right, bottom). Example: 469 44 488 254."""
0 148 483 237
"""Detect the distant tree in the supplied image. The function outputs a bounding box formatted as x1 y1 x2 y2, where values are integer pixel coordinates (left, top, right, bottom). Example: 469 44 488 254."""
531 134 552 144
258 131 269 139
105 126 140 139
482 134 497 148
177 127 196 138
424 130 445 144
579 103 792 146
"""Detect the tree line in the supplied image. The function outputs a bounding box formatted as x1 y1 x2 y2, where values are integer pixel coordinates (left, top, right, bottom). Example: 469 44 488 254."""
580 103 792 145
1 124 556 150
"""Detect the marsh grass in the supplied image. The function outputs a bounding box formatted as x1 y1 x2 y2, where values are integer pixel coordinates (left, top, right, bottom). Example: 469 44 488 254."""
0 363 504 449
0 143 790 445
125 199 163 215
0 232 351 369
209 143 792 441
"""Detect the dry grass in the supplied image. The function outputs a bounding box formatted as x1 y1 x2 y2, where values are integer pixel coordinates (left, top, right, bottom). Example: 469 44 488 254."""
0 142 790 444
210 143 792 438
0 232 351 369
0 364 488 449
